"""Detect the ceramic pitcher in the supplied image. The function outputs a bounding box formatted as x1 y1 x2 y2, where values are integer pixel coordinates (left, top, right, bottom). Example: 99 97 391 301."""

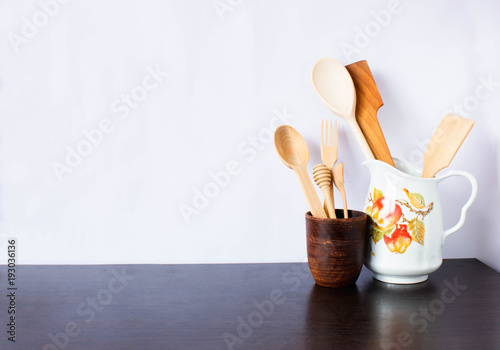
363 158 477 284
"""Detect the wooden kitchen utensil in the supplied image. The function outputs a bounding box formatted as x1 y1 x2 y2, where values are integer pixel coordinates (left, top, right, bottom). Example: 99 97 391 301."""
312 57 375 161
320 119 337 218
421 113 474 178
274 125 327 218
321 119 338 171
333 162 348 219
345 60 395 167
313 164 335 219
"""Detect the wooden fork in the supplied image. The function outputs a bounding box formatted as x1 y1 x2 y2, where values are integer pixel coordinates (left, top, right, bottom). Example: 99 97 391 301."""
320 120 338 218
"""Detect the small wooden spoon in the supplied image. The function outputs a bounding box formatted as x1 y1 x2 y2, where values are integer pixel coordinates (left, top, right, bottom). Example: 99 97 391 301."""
345 60 395 166
422 113 474 178
274 125 327 218
312 57 375 161
333 162 348 219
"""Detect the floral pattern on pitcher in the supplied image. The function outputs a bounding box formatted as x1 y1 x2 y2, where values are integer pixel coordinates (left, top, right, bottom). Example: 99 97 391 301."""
365 188 434 254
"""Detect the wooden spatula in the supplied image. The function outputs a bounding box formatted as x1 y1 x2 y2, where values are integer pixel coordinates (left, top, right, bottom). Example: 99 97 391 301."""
345 60 395 167
421 113 474 178
333 162 348 219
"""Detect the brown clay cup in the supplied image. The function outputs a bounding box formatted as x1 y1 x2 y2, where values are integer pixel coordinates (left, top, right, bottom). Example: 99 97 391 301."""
306 209 367 288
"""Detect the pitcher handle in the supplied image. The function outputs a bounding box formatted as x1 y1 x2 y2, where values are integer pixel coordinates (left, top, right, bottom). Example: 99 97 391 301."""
439 171 478 242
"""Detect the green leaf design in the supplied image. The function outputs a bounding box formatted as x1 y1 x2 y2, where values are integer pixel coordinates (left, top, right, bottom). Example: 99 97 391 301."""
365 206 372 216
411 193 425 208
409 218 425 245
373 188 383 202
403 188 426 209
372 224 395 244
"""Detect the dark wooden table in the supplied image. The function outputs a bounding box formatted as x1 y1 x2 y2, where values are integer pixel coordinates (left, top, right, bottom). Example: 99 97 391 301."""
1 259 499 350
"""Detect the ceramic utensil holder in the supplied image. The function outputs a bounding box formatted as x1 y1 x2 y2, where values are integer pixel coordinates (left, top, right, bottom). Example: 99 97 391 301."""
363 158 477 284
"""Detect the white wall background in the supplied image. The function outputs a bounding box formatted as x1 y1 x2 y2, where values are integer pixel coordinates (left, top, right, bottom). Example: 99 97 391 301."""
0 0 499 271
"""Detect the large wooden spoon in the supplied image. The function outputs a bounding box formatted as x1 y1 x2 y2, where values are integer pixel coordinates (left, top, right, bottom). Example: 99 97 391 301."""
312 57 374 161
345 60 395 167
422 113 474 178
274 125 327 218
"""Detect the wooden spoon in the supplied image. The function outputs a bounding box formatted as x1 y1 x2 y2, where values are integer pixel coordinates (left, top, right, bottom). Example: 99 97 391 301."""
312 57 374 161
345 60 395 167
274 125 327 218
332 162 348 219
422 113 474 178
